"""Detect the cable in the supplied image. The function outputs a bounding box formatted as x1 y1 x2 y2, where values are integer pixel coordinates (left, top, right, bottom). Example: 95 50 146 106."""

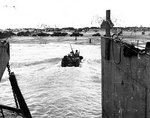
101 35 150 65
111 39 122 64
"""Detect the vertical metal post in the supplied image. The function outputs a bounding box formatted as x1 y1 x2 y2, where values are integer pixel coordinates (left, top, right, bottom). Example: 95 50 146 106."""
102 10 113 118
106 10 111 36
105 10 111 60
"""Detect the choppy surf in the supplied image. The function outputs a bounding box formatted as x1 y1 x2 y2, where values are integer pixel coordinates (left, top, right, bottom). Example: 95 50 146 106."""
0 38 101 118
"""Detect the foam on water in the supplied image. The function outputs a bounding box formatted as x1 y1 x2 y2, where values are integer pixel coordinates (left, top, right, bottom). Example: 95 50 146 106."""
0 42 101 118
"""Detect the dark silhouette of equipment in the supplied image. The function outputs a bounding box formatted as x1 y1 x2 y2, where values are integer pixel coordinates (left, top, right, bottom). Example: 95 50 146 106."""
61 44 83 67
0 41 32 118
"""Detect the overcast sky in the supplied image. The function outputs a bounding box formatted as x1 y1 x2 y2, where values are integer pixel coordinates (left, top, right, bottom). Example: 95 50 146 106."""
0 0 150 29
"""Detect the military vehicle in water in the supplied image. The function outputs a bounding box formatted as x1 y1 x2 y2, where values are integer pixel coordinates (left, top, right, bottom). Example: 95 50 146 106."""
61 45 83 67
61 54 83 67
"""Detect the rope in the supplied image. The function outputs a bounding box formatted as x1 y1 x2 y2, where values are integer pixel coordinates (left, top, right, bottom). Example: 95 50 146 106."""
101 35 150 65
101 35 150 88
122 40 145 49
7 63 19 109
7 63 11 76
111 39 122 64
102 55 147 89
101 34 149 116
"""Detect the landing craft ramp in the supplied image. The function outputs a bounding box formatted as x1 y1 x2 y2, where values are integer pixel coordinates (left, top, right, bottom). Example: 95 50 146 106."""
0 41 10 81
0 39 32 117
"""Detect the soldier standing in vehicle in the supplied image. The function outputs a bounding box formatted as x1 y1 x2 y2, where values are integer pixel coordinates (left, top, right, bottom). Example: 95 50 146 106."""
74 50 79 57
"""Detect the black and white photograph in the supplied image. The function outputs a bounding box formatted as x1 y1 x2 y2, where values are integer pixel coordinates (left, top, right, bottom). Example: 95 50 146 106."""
0 0 150 118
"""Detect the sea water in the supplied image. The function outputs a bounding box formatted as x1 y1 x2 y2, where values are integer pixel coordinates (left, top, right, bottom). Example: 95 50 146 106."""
0 38 101 118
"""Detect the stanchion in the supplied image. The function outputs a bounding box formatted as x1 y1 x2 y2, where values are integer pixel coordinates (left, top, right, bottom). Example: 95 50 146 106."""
9 72 32 118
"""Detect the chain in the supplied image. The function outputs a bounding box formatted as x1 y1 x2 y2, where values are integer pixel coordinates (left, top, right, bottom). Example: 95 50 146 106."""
7 63 11 76
6 63 19 109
